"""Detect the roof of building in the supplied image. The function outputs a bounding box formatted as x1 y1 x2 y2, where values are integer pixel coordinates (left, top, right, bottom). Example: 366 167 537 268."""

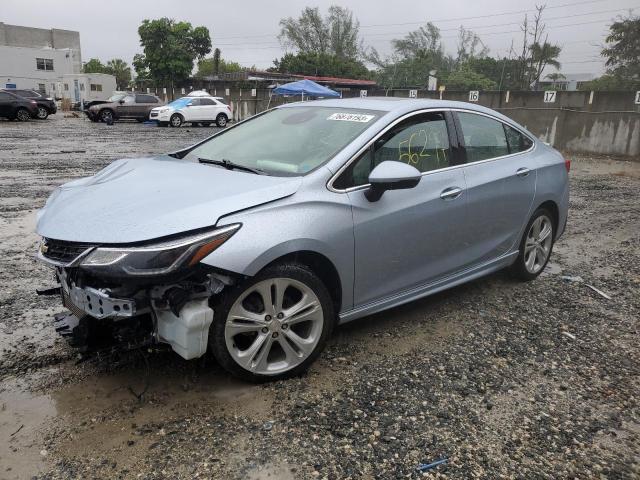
295 75 376 87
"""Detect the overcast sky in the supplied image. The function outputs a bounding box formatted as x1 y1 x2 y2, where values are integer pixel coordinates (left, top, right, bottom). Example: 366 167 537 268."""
3 0 638 76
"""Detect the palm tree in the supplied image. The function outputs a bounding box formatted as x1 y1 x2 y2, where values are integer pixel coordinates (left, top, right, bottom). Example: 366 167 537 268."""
106 59 132 90
529 41 562 89
545 72 566 88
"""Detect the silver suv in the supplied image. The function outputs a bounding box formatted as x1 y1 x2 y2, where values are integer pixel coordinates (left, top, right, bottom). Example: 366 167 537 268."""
36 98 569 382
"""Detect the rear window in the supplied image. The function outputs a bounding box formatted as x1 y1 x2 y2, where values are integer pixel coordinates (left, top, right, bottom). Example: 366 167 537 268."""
136 95 158 103
504 124 533 153
457 112 509 162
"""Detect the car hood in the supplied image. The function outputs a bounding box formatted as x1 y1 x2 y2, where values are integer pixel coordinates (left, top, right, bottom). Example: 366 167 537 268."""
36 155 302 243
89 102 116 111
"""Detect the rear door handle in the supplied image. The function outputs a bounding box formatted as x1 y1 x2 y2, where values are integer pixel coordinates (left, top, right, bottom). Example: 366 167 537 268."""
440 186 463 200
516 167 531 177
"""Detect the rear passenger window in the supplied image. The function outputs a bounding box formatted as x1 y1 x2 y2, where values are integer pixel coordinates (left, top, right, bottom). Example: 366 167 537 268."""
457 112 509 162
199 98 215 105
504 124 533 153
136 95 158 103
334 112 451 189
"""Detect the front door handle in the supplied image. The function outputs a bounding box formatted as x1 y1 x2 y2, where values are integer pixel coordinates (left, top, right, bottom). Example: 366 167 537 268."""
516 167 531 177
440 186 463 200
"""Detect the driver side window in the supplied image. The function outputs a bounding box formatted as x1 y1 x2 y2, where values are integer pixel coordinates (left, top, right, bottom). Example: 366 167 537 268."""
122 95 135 104
334 112 451 189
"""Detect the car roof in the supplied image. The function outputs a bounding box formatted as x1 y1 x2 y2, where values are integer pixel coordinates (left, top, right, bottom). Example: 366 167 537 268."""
279 97 523 129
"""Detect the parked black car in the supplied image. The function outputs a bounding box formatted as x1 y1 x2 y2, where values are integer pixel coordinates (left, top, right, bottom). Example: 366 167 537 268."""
5 89 57 119
85 93 163 123
0 90 39 121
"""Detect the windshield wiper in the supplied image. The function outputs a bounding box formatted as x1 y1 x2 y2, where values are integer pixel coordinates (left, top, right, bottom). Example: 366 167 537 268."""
198 157 267 175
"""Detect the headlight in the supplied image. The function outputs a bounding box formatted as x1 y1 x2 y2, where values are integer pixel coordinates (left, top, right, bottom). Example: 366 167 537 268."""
80 224 240 277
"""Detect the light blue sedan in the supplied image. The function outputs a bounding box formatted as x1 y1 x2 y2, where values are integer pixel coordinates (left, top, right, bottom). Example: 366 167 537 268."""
36 98 569 382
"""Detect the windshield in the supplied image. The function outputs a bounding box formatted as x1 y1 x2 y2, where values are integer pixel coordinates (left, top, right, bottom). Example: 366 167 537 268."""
108 93 126 102
186 106 382 176
168 97 192 108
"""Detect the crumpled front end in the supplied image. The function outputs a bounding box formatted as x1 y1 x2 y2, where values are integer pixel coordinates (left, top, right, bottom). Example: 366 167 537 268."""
36 228 239 361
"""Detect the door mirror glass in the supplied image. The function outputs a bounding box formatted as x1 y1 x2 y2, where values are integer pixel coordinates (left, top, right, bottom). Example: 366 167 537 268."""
365 161 421 202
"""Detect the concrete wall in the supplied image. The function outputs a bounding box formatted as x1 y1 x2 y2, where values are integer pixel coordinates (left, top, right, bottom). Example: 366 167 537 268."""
0 23 82 73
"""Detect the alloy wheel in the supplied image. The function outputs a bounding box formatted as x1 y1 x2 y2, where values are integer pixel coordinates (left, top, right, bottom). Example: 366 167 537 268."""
37 107 48 119
170 114 182 127
16 109 30 121
524 214 553 274
100 110 113 122
224 278 324 375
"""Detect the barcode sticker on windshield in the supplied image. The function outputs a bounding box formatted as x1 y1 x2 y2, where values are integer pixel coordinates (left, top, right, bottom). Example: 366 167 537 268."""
327 113 375 123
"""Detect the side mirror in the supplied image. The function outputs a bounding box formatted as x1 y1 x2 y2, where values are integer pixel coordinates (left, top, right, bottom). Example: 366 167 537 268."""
118 100 125 104
186 103 193 107
365 161 421 202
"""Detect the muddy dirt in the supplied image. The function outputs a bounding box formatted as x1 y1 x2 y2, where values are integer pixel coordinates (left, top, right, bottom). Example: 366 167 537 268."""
0 115 638 479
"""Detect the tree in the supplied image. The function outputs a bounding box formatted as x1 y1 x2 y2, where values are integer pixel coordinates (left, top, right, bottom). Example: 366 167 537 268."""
273 52 370 78
367 23 454 89
105 59 131 90
196 54 243 77
601 14 640 85
84 58 131 89
392 23 444 60
456 27 489 64
444 64 497 90
213 48 221 74
529 39 561 88
134 18 212 86
279 6 362 59
83 58 107 73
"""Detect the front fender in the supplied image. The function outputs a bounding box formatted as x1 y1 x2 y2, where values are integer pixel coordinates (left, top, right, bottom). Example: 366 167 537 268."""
199 189 355 312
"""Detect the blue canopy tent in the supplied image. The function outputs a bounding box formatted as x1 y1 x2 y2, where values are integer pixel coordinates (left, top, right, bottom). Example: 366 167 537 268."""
268 79 340 108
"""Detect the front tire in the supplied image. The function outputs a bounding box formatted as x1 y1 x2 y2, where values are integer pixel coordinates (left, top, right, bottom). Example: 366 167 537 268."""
99 109 114 123
169 113 183 127
216 113 228 127
511 208 555 281
210 263 334 382
36 106 49 120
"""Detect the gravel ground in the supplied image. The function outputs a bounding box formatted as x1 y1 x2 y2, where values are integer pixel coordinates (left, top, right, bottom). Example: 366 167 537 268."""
0 114 638 479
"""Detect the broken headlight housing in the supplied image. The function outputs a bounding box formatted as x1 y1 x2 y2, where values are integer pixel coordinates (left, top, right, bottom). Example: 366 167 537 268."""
80 224 240 277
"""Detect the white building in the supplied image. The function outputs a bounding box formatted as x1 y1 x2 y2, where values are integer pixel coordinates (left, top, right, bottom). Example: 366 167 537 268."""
0 22 115 101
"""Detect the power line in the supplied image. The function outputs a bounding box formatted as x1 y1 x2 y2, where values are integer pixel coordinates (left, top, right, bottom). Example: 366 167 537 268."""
217 16 618 49
213 7 635 48
212 0 611 41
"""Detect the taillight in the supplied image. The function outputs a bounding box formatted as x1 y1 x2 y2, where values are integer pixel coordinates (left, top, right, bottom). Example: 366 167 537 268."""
226 105 231 112
564 158 571 173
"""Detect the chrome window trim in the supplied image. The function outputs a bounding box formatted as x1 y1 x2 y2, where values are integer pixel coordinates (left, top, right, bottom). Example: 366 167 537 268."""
327 107 537 194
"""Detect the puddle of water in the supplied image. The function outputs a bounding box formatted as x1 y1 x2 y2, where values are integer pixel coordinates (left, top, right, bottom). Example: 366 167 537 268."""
246 462 296 480
0 379 56 479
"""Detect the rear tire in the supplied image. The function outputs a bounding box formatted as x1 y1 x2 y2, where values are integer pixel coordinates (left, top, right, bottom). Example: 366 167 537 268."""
209 263 334 383
169 114 183 127
15 108 31 122
216 113 228 127
511 208 555 281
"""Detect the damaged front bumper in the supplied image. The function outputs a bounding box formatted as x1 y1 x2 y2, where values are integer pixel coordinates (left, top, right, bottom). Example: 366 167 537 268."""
39 264 230 361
